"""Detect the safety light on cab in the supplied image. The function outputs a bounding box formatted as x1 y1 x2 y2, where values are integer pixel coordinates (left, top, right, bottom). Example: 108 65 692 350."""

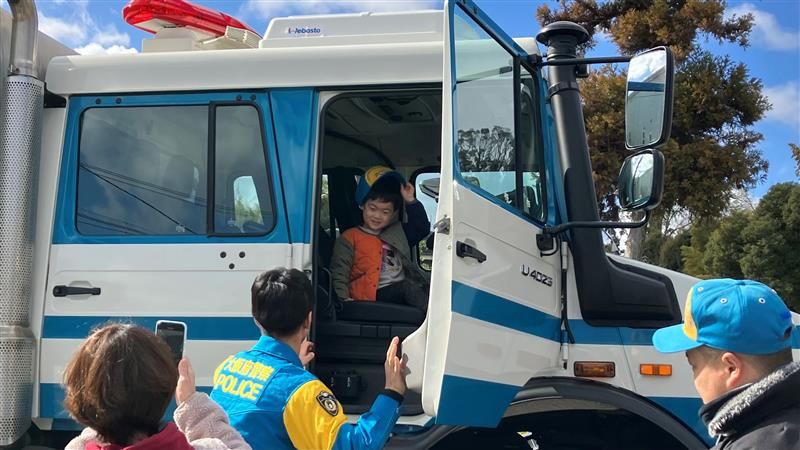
640 364 673 377
574 362 615 378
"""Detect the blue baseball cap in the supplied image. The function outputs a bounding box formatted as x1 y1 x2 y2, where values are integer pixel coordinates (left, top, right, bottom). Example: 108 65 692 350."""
652 279 793 355
355 166 405 205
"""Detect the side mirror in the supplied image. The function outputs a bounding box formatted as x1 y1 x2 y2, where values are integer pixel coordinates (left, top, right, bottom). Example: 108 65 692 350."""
537 151 664 251
419 177 440 202
618 149 665 211
625 47 674 150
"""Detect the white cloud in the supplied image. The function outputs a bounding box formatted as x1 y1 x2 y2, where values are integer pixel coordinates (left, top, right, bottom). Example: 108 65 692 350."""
763 81 800 131
727 3 800 51
245 0 441 20
38 13 87 45
92 26 131 47
75 43 138 56
595 30 612 44
36 3 136 55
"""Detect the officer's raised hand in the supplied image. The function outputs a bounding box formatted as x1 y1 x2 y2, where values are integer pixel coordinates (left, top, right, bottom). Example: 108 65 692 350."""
384 336 407 395
299 339 315 366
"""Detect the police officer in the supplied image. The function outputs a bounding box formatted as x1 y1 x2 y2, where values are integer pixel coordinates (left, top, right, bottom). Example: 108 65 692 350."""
210 268 407 450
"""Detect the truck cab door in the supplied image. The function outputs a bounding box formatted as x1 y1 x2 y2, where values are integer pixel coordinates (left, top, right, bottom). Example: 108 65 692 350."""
412 0 562 428
37 93 293 420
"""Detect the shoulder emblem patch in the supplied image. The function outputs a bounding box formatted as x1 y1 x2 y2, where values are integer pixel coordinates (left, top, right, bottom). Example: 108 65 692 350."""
316 391 339 416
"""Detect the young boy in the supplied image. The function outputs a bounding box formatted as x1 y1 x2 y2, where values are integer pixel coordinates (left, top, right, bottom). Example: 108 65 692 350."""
330 166 430 312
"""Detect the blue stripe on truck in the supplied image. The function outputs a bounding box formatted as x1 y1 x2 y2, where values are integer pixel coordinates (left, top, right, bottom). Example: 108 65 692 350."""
41 313 800 350
454 281 654 346
42 315 260 340
39 383 214 424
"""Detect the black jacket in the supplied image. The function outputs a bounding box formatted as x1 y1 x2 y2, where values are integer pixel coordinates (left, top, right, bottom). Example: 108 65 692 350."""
700 361 800 450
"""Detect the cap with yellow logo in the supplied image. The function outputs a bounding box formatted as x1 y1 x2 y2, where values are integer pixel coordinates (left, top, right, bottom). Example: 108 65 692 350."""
355 166 406 205
652 279 794 355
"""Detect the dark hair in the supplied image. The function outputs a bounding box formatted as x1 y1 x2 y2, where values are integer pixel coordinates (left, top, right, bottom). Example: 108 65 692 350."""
364 176 403 213
252 268 314 337
63 323 178 446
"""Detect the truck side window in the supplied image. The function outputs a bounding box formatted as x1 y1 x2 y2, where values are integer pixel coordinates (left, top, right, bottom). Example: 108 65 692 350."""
77 105 209 235
453 8 546 223
214 105 273 234
518 66 545 222
76 103 274 236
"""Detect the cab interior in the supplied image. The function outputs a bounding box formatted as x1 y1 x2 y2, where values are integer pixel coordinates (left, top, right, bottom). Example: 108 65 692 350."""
311 89 442 414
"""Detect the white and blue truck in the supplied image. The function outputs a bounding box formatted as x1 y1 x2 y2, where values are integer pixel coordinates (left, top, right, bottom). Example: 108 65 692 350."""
1 0 798 448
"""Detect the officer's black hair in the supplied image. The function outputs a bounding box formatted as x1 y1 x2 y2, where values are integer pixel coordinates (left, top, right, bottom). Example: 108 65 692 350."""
251 268 313 337
363 176 403 213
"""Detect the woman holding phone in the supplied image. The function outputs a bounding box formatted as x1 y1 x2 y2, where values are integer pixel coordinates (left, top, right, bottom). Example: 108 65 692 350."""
63 323 251 450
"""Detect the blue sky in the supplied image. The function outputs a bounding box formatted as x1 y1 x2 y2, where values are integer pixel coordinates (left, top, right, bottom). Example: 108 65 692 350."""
5 0 798 197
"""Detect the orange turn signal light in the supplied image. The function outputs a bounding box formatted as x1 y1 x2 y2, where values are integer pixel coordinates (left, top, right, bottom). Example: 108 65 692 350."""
640 364 672 377
574 361 615 378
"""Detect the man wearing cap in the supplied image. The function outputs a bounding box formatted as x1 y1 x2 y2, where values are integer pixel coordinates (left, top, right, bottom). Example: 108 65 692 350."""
652 279 799 450
331 166 430 312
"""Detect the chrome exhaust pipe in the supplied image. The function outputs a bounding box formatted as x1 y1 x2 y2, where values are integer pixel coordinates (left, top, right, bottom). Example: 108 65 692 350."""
0 0 42 444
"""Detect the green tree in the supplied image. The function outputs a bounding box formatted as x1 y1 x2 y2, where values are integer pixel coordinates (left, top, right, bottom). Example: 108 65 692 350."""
658 230 691 272
680 183 800 311
702 210 751 279
537 0 753 62
739 183 800 310
791 143 800 177
537 0 770 261
680 220 715 278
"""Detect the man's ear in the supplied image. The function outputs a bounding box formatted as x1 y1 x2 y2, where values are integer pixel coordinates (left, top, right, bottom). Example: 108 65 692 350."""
305 311 313 330
720 352 745 388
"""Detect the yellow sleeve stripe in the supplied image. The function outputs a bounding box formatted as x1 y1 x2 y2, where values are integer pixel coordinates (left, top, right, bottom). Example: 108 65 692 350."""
283 379 347 450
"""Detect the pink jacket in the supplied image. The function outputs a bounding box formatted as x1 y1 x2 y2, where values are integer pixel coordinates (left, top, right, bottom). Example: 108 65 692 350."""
65 392 251 450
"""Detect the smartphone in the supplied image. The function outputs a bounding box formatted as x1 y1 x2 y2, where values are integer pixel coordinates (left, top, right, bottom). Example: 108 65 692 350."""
155 320 187 365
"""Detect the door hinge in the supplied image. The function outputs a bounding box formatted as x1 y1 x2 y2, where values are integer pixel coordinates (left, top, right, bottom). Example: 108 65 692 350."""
433 216 450 235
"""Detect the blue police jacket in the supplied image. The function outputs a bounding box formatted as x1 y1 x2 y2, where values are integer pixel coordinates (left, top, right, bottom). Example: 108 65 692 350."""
210 335 403 450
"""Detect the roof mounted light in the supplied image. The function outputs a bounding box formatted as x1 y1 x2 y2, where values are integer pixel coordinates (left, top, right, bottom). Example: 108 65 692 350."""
123 0 260 38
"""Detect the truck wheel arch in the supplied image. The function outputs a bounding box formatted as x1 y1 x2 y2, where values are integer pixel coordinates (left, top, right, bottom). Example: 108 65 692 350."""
386 377 708 449
505 377 708 449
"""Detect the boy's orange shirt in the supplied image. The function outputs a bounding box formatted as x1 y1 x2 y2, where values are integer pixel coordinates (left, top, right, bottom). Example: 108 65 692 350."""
339 228 384 301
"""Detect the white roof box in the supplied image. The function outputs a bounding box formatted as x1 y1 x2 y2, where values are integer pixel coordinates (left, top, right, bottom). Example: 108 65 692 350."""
261 10 443 48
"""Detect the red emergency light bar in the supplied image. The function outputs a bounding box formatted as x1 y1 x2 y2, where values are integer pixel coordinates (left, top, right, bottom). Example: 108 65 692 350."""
123 0 260 37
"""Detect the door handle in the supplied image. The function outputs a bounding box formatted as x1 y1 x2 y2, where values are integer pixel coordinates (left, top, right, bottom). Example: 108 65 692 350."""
456 241 487 263
53 285 101 297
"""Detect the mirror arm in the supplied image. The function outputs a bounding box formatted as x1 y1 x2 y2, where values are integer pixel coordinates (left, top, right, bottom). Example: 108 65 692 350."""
541 210 650 239
532 55 632 67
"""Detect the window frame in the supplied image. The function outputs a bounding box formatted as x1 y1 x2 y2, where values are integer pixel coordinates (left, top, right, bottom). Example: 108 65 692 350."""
207 101 277 238
451 7 548 226
61 93 280 243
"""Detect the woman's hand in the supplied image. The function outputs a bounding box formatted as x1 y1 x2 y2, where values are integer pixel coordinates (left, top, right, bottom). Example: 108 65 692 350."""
175 357 196 406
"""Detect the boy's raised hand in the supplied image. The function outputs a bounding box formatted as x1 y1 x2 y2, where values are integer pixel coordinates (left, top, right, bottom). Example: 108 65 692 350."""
401 182 416 204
